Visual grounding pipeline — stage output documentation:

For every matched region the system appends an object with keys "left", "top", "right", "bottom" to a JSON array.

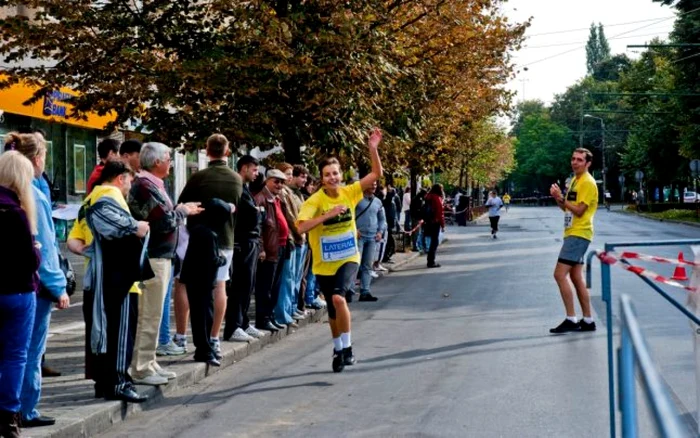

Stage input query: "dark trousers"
[
  {"left": 382, "top": 231, "right": 395, "bottom": 262},
  {"left": 224, "top": 240, "right": 260, "bottom": 339},
  {"left": 489, "top": 216, "right": 500, "bottom": 234},
  {"left": 425, "top": 223, "right": 441, "bottom": 266},
  {"left": 255, "top": 246, "right": 285, "bottom": 327},
  {"left": 85, "top": 290, "right": 138, "bottom": 387},
  {"left": 93, "top": 286, "right": 136, "bottom": 394},
  {"left": 187, "top": 281, "right": 215, "bottom": 361}
]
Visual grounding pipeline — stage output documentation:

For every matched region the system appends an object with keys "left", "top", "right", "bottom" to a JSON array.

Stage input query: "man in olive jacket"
[{"left": 177, "top": 134, "right": 242, "bottom": 356}]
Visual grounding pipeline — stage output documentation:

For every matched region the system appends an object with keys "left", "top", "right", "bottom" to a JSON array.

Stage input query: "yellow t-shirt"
[
  {"left": 563, "top": 172, "right": 598, "bottom": 241},
  {"left": 68, "top": 185, "right": 141, "bottom": 294},
  {"left": 297, "top": 182, "right": 363, "bottom": 276},
  {"left": 503, "top": 194, "right": 511, "bottom": 204}
]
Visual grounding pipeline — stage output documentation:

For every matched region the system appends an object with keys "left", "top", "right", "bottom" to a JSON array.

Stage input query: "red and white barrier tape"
[
  {"left": 596, "top": 251, "right": 697, "bottom": 292},
  {"left": 610, "top": 251, "right": 700, "bottom": 267}
]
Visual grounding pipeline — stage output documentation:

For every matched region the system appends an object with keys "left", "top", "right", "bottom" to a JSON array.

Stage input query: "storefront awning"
[{"left": 0, "top": 74, "right": 115, "bottom": 130}]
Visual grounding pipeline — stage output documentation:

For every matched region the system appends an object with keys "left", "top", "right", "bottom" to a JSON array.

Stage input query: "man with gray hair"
[{"left": 127, "top": 142, "right": 202, "bottom": 385}]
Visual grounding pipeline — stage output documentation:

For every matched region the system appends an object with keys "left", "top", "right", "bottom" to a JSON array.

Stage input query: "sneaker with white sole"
[
  {"left": 245, "top": 326, "right": 264, "bottom": 338},
  {"left": 210, "top": 338, "right": 222, "bottom": 360},
  {"left": 152, "top": 363, "right": 177, "bottom": 380},
  {"left": 313, "top": 298, "right": 327, "bottom": 309},
  {"left": 230, "top": 328, "right": 254, "bottom": 342},
  {"left": 370, "top": 271, "right": 379, "bottom": 278},
  {"left": 375, "top": 264, "right": 389, "bottom": 272},
  {"left": 173, "top": 335, "right": 188, "bottom": 353},
  {"left": 156, "top": 340, "right": 186, "bottom": 356},
  {"left": 133, "top": 374, "right": 168, "bottom": 386}
]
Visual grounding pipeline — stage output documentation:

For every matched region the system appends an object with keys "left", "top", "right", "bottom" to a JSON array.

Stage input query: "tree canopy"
[{"left": 0, "top": 0, "right": 527, "bottom": 179}]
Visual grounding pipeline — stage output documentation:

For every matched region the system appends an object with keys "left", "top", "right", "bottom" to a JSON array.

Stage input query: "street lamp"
[{"left": 583, "top": 114, "right": 606, "bottom": 204}]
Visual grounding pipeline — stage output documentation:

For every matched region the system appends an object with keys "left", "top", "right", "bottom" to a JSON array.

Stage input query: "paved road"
[{"left": 94, "top": 206, "right": 699, "bottom": 437}]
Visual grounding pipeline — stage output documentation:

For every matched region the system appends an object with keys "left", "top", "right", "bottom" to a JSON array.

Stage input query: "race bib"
[
  {"left": 321, "top": 231, "right": 357, "bottom": 262},
  {"left": 564, "top": 212, "right": 573, "bottom": 229}
]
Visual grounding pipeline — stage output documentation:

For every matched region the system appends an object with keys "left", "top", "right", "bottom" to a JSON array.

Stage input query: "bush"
[{"left": 648, "top": 209, "right": 700, "bottom": 221}]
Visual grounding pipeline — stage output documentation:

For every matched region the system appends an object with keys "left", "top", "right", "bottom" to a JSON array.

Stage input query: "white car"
[{"left": 683, "top": 191, "right": 699, "bottom": 203}]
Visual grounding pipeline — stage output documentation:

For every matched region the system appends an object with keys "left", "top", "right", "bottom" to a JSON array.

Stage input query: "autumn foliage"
[{"left": 0, "top": 0, "right": 527, "bottom": 180}]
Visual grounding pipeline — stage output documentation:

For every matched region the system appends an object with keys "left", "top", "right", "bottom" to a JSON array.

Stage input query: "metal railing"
[
  {"left": 618, "top": 294, "right": 688, "bottom": 437},
  {"left": 586, "top": 239, "right": 700, "bottom": 437}
]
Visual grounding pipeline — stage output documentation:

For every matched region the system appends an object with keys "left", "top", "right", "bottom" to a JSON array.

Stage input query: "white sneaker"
[
  {"left": 245, "top": 326, "right": 264, "bottom": 338},
  {"left": 313, "top": 298, "right": 327, "bottom": 309},
  {"left": 230, "top": 328, "right": 254, "bottom": 342},
  {"left": 156, "top": 340, "right": 186, "bottom": 356},
  {"left": 153, "top": 363, "right": 177, "bottom": 380},
  {"left": 293, "top": 311, "right": 306, "bottom": 320},
  {"left": 133, "top": 374, "right": 168, "bottom": 386},
  {"left": 370, "top": 271, "right": 379, "bottom": 278},
  {"left": 375, "top": 264, "right": 389, "bottom": 272}
]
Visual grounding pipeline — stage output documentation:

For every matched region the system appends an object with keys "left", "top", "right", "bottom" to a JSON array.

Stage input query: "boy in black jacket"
[{"left": 179, "top": 199, "right": 231, "bottom": 366}]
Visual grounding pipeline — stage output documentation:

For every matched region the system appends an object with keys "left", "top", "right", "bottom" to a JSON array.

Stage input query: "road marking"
[{"left": 47, "top": 321, "right": 85, "bottom": 338}]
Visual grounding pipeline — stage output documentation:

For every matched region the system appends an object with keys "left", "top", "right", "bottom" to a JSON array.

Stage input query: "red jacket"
[{"left": 424, "top": 193, "right": 445, "bottom": 228}]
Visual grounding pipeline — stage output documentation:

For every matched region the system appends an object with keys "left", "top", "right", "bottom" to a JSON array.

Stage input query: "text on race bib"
[{"left": 320, "top": 231, "right": 357, "bottom": 262}]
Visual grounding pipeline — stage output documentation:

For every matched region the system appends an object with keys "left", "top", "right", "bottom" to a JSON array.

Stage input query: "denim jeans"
[
  {"left": 291, "top": 244, "right": 307, "bottom": 310},
  {"left": 274, "top": 245, "right": 297, "bottom": 324},
  {"left": 357, "top": 235, "right": 377, "bottom": 294},
  {"left": 304, "top": 269, "right": 317, "bottom": 305},
  {"left": 20, "top": 296, "right": 52, "bottom": 421},
  {"left": 158, "top": 264, "right": 175, "bottom": 347},
  {"left": 0, "top": 292, "right": 36, "bottom": 413}
]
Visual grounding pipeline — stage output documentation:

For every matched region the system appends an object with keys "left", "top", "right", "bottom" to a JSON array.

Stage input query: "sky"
[{"left": 503, "top": 0, "right": 676, "bottom": 105}]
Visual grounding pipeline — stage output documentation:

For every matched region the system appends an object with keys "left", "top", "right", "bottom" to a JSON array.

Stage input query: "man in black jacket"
[{"left": 224, "top": 156, "right": 264, "bottom": 342}]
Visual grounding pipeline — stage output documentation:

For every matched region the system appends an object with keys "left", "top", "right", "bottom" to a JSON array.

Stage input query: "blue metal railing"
[
  {"left": 619, "top": 294, "right": 688, "bottom": 437},
  {"left": 586, "top": 239, "right": 700, "bottom": 438}
]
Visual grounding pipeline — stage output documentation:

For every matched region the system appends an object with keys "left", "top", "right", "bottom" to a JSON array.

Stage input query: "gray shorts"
[{"left": 558, "top": 236, "right": 590, "bottom": 266}]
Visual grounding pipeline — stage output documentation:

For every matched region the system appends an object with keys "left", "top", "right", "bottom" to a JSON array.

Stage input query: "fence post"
[
  {"left": 603, "top": 243, "right": 616, "bottom": 438},
  {"left": 619, "top": 320, "right": 638, "bottom": 438}
]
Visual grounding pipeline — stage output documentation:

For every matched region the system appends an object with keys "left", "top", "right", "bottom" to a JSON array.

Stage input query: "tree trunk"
[{"left": 281, "top": 125, "right": 302, "bottom": 164}]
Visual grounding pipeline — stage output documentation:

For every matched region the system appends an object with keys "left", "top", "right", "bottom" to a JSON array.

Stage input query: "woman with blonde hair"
[
  {"left": 5, "top": 131, "right": 69, "bottom": 429},
  {"left": 0, "top": 151, "right": 41, "bottom": 438}
]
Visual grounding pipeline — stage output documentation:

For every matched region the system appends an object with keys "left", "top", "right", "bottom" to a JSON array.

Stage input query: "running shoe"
[
  {"left": 332, "top": 349, "right": 345, "bottom": 373},
  {"left": 549, "top": 319, "right": 579, "bottom": 334},
  {"left": 343, "top": 346, "right": 356, "bottom": 366}
]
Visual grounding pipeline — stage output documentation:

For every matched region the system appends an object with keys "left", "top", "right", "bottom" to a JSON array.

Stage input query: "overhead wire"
[
  {"left": 521, "top": 6, "right": 700, "bottom": 68},
  {"left": 525, "top": 17, "right": 676, "bottom": 38}
]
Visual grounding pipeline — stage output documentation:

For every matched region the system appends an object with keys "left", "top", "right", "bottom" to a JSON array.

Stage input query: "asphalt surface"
[{"left": 87, "top": 206, "right": 700, "bottom": 438}]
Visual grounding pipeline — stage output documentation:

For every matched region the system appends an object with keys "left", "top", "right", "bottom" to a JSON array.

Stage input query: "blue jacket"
[
  {"left": 33, "top": 178, "right": 66, "bottom": 299},
  {"left": 355, "top": 195, "right": 386, "bottom": 236}
]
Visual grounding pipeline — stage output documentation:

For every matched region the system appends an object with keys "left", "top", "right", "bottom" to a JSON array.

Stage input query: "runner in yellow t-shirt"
[
  {"left": 297, "top": 127, "right": 383, "bottom": 373},
  {"left": 548, "top": 148, "right": 598, "bottom": 334}
]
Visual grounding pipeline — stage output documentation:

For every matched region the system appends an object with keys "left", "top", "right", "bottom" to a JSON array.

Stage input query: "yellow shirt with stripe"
[
  {"left": 564, "top": 172, "right": 598, "bottom": 241},
  {"left": 297, "top": 182, "right": 363, "bottom": 276}
]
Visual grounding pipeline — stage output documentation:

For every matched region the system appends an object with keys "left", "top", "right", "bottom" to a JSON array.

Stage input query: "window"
[
  {"left": 44, "top": 140, "right": 54, "bottom": 181},
  {"left": 74, "top": 144, "right": 86, "bottom": 193}
]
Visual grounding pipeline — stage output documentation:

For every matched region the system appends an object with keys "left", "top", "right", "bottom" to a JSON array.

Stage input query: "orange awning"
[{"left": 0, "top": 74, "right": 115, "bottom": 130}]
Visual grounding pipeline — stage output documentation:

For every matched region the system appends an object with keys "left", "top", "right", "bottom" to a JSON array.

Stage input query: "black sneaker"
[
  {"left": 549, "top": 319, "right": 579, "bottom": 334},
  {"left": 332, "top": 349, "right": 345, "bottom": 373},
  {"left": 579, "top": 319, "right": 597, "bottom": 332},
  {"left": 343, "top": 346, "right": 356, "bottom": 366},
  {"left": 358, "top": 293, "right": 378, "bottom": 302}
]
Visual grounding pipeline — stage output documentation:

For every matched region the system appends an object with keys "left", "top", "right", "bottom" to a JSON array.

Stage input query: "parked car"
[{"left": 683, "top": 191, "right": 699, "bottom": 203}]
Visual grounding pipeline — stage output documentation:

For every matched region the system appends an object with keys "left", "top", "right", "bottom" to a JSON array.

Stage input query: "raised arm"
[{"left": 359, "top": 128, "right": 384, "bottom": 192}]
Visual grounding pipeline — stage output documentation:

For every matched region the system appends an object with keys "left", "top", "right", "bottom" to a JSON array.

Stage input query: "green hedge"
[{"left": 636, "top": 203, "right": 699, "bottom": 213}]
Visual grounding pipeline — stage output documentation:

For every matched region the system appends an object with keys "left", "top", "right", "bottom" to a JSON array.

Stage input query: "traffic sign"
[
  {"left": 618, "top": 175, "right": 625, "bottom": 184},
  {"left": 635, "top": 170, "right": 644, "bottom": 182}
]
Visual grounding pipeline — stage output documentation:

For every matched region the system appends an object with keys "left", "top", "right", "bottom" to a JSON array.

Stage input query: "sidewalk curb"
[
  {"left": 41, "top": 309, "right": 328, "bottom": 438},
  {"left": 386, "top": 238, "right": 449, "bottom": 273},
  {"left": 613, "top": 209, "right": 700, "bottom": 228}
]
